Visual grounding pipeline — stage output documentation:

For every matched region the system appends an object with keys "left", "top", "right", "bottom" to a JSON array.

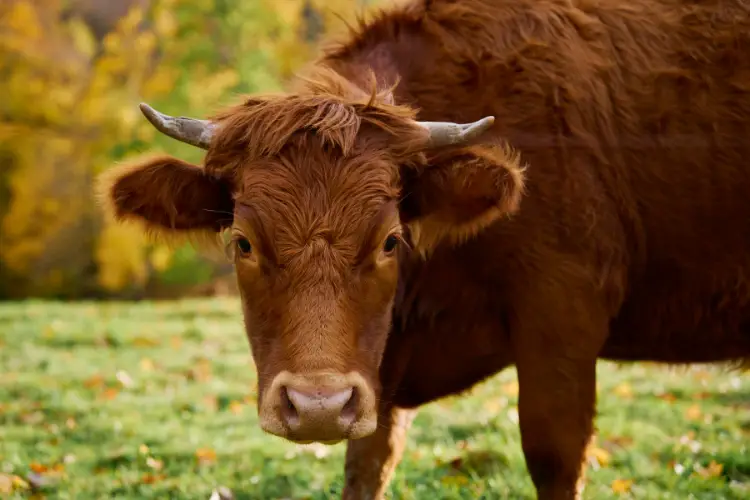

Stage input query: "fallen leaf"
[
  {"left": 501, "top": 381, "right": 519, "bottom": 396},
  {"left": 611, "top": 478, "right": 633, "bottom": 494},
  {"left": 100, "top": 388, "right": 119, "bottom": 400},
  {"left": 695, "top": 460, "right": 723, "bottom": 479},
  {"left": 0, "top": 474, "right": 14, "bottom": 494},
  {"left": 29, "top": 463, "right": 47, "bottom": 474},
  {"left": 657, "top": 392, "right": 677, "bottom": 403},
  {"left": 12, "top": 475, "right": 29, "bottom": 491},
  {"left": 140, "top": 358, "right": 155, "bottom": 371},
  {"left": 606, "top": 436, "right": 634, "bottom": 448},
  {"left": 188, "top": 358, "right": 212, "bottom": 382},
  {"left": 170, "top": 336, "right": 183, "bottom": 349},
  {"left": 686, "top": 404, "right": 702, "bottom": 421},
  {"left": 482, "top": 399, "right": 506, "bottom": 413},
  {"left": 691, "top": 368, "right": 712, "bottom": 382},
  {"left": 141, "top": 473, "right": 167, "bottom": 484},
  {"left": 229, "top": 401, "right": 243, "bottom": 415},
  {"left": 204, "top": 395, "right": 218, "bottom": 412},
  {"left": 146, "top": 457, "right": 163, "bottom": 471},
  {"left": 195, "top": 448, "right": 217, "bottom": 466},
  {"left": 65, "top": 417, "right": 77, "bottom": 430},
  {"left": 614, "top": 383, "right": 633, "bottom": 399},
  {"left": 139, "top": 444, "right": 150, "bottom": 455},
  {"left": 132, "top": 336, "right": 160, "bottom": 347},
  {"left": 116, "top": 370, "right": 134, "bottom": 388},
  {"left": 21, "top": 412, "right": 44, "bottom": 425},
  {"left": 588, "top": 446, "right": 611, "bottom": 468},
  {"left": 84, "top": 374, "right": 105, "bottom": 389}
]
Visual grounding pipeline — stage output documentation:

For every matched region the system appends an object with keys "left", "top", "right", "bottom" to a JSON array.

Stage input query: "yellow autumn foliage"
[{"left": 0, "top": 0, "right": 379, "bottom": 298}]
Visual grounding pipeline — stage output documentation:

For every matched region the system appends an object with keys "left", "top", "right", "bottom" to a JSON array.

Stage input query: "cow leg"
[
  {"left": 515, "top": 353, "right": 598, "bottom": 500},
  {"left": 511, "top": 283, "right": 608, "bottom": 500},
  {"left": 341, "top": 404, "right": 417, "bottom": 500}
]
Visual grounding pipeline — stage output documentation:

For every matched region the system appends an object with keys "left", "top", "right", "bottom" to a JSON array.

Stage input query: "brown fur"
[{"left": 97, "top": 0, "right": 750, "bottom": 498}]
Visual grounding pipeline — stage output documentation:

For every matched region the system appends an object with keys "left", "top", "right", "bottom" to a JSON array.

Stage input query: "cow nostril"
[
  {"left": 339, "top": 386, "right": 358, "bottom": 425},
  {"left": 279, "top": 386, "right": 299, "bottom": 427}
]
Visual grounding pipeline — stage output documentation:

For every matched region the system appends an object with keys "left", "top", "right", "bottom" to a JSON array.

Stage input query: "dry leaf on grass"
[
  {"left": 116, "top": 370, "right": 134, "bottom": 388},
  {"left": 657, "top": 392, "right": 677, "bottom": 403},
  {"left": 685, "top": 404, "right": 702, "bottom": 421},
  {"left": 587, "top": 446, "right": 611, "bottom": 468},
  {"left": 100, "top": 388, "right": 119, "bottom": 400},
  {"left": 614, "top": 382, "right": 633, "bottom": 399},
  {"left": 501, "top": 381, "right": 519, "bottom": 396},
  {"left": 229, "top": 401, "right": 243, "bottom": 415},
  {"left": 694, "top": 460, "right": 723, "bottom": 479},
  {"left": 611, "top": 478, "right": 633, "bottom": 494},
  {"left": 141, "top": 473, "right": 167, "bottom": 484},
  {"left": 0, "top": 474, "right": 29, "bottom": 494},
  {"left": 132, "top": 336, "right": 161, "bottom": 348},
  {"left": 187, "top": 358, "right": 212, "bottom": 382},
  {"left": 196, "top": 448, "right": 217, "bottom": 466},
  {"left": 83, "top": 374, "right": 105, "bottom": 389},
  {"left": 146, "top": 457, "right": 163, "bottom": 471},
  {"left": 204, "top": 395, "right": 219, "bottom": 412}
]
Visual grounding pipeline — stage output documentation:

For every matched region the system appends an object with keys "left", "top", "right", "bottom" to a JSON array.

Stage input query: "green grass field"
[{"left": 0, "top": 299, "right": 748, "bottom": 499}]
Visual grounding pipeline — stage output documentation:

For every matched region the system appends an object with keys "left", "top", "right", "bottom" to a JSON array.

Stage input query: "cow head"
[{"left": 97, "top": 69, "right": 525, "bottom": 443}]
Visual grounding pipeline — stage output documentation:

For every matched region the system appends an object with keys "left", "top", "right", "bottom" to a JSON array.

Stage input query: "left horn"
[
  {"left": 139, "top": 103, "right": 215, "bottom": 150},
  {"left": 416, "top": 116, "right": 495, "bottom": 148}
]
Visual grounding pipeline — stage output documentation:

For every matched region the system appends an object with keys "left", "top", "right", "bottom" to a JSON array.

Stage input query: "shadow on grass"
[
  {"left": 436, "top": 448, "right": 512, "bottom": 476},
  {"left": 414, "top": 419, "right": 516, "bottom": 447}
]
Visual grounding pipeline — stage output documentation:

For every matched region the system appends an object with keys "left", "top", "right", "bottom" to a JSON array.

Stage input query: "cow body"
[
  {"left": 99, "top": 0, "right": 750, "bottom": 498},
  {"left": 325, "top": 0, "right": 750, "bottom": 398}
]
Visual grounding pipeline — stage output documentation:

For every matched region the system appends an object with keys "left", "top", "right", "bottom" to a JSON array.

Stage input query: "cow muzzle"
[{"left": 258, "top": 371, "right": 377, "bottom": 443}]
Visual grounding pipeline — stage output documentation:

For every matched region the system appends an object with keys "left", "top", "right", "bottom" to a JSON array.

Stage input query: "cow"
[{"left": 96, "top": 0, "right": 750, "bottom": 498}]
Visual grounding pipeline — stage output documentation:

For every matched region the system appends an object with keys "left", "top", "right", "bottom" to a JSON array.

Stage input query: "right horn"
[
  {"left": 138, "top": 103, "right": 215, "bottom": 150},
  {"left": 416, "top": 116, "right": 495, "bottom": 148}
]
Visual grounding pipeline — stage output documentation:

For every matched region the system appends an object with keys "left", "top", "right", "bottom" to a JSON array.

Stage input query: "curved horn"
[
  {"left": 139, "top": 103, "right": 215, "bottom": 150},
  {"left": 416, "top": 116, "right": 495, "bottom": 148}
]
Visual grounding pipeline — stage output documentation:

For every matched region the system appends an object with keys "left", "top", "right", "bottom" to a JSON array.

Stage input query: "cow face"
[{"left": 97, "top": 72, "right": 525, "bottom": 443}]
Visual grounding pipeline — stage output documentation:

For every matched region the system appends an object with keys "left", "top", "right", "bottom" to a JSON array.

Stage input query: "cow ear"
[
  {"left": 399, "top": 144, "right": 526, "bottom": 252},
  {"left": 96, "top": 155, "right": 235, "bottom": 238}
]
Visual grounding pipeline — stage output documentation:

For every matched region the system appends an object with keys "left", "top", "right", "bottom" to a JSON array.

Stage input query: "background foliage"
[{"left": 0, "top": 0, "right": 375, "bottom": 300}]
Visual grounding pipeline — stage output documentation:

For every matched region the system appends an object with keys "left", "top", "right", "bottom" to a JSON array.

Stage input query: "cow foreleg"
[
  {"left": 341, "top": 405, "right": 417, "bottom": 500},
  {"left": 515, "top": 353, "right": 598, "bottom": 500},
  {"left": 510, "top": 284, "right": 607, "bottom": 500}
]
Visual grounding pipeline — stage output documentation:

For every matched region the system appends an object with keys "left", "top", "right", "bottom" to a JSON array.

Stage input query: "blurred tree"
[{"left": 0, "top": 0, "right": 378, "bottom": 299}]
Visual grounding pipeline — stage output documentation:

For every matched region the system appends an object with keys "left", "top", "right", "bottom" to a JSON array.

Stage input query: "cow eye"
[
  {"left": 383, "top": 234, "right": 400, "bottom": 255},
  {"left": 236, "top": 237, "right": 252, "bottom": 255}
]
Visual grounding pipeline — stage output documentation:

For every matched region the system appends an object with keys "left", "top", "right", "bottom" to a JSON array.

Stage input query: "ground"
[{"left": 0, "top": 299, "right": 748, "bottom": 499}]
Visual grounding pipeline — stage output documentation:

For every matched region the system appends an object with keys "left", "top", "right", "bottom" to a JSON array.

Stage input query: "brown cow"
[{"left": 97, "top": 0, "right": 750, "bottom": 498}]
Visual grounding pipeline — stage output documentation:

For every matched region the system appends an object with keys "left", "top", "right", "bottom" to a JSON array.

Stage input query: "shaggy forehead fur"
[
  {"left": 204, "top": 68, "right": 428, "bottom": 174},
  {"left": 203, "top": 68, "right": 425, "bottom": 268}
]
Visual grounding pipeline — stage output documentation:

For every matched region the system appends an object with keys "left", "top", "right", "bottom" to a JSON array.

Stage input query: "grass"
[{"left": 0, "top": 298, "right": 748, "bottom": 499}]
